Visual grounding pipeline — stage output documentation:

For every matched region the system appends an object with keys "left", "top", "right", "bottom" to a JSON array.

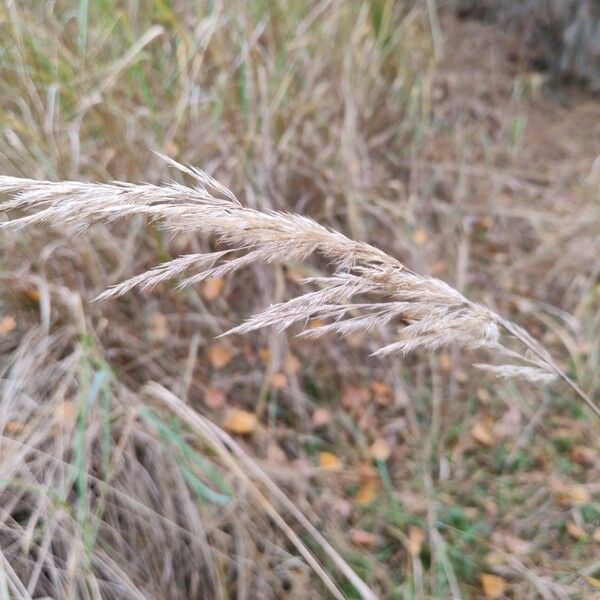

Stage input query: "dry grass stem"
[{"left": 145, "top": 382, "right": 378, "bottom": 600}]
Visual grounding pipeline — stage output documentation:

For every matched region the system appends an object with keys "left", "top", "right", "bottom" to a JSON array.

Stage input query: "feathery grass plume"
[{"left": 0, "top": 156, "right": 598, "bottom": 417}]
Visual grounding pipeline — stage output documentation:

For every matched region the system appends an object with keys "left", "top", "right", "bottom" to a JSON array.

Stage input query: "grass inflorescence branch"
[{"left": 1, "top": 156, "right": 598, "bottom": 417}]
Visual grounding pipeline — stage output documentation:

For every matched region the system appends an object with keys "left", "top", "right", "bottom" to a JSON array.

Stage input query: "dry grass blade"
[
  {"left": 144, "top": 383, "right": 378, "bottom": 600},
  {"left": 0, "top": 323, "right": 225, "bottom": 599},
  {"left": 1, "top": 158, "right": 598, "bottom": 418},
  {"left": 4, "top": 316, "right": 369, "bottom": 598}
]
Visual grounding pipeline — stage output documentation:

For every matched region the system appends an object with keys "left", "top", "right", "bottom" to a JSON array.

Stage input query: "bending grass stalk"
[
  {"left": 498, "top": 317, "right": 600, "bottom": 419},
  {"left": 144, "top": 383, "right": 378, "bottom": 600},
  {"left": 0, "top": 157, "right": 598, "bottom": 415}
]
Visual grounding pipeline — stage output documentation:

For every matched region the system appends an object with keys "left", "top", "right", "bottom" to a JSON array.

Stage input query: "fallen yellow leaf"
[
  {"left": 319, "top": 451, "right": 341, "bottom": 471},
  {"left": 149, "top": 312, "right": 168, "bottom": 342},
  {"left": 269, "top": 372, "right": 288, "bottom": 390},
  {"left": 355, "top": 480, "right": 378, "bottom": 506},
  {"left": 202, "top": 277, "right": 225, "bottom": 301},
  {"left": 413, "top": 229, "right": 428, "bottom": 245},
  {"left": 480, "top": 573, "right": 506, "bottom": 599},
  {"left": 369, "top": 438, "right": 392, "bottom": 461},
  {"left": 284, "top": 353, "right": 301, "bottom": 374},
  {"left": 371, "top": 381, "right": 392, "bottom": 400},
  {"left": 477, "top": 387, "right": 492, "bottom": 403},
  {"left": 258, "top": 347, "right": 271, "bottom": 365},
  {"left": 350, "top": 529, "right": 377, "bottom": 547},
  {"left": 23, "top": 288, "right": 40, "bottom": 303},
  {"left": 479, "top": 216, "right": 493, "bottom": 230},
  {"left": 0, "top": 315, "right": 16, "bottom": 336},
  {"left": 571, "top": 446, "right": 598, "bottom": 466},
  {"left": 439, "top": 352, "right": 451, "bottom": 371},
  {"left": 566, "top": 521, "right": 586, "bottom": 540},
  {"left": 222, "top": 408, "right": 257, "bottom": 435},
  {"left": 407, "top": 526, "right": 424, "bottom": 557},
  {"left": 550, "top": 479, "right": 591, "bottom": 505},
  {"left": 207, "top": 343, "right": 234, "bottom": 369},
  {"left": 471, "top": 421, "right": 495, "bottom": 447}
]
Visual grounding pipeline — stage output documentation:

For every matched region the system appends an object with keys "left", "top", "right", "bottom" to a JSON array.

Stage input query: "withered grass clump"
[
  {"left": 0, "top": 320, "right": 373, "bottom": 600},
  {"left": 1, "top": 157, "right": 597, "bottom": 418}
]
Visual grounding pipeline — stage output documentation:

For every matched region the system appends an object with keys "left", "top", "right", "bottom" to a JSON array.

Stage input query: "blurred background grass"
[{"left": 0, "top": 1, "right": 599, "bottom": 598}]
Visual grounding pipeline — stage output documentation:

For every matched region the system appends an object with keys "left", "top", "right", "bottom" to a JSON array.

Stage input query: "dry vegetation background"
[{"left": 0, "top": 1, "right": 599, "bottom": 598}]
